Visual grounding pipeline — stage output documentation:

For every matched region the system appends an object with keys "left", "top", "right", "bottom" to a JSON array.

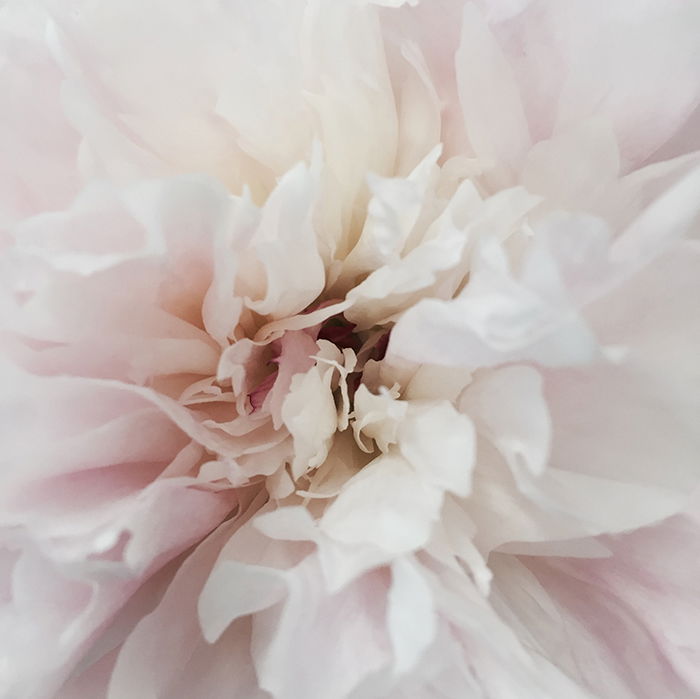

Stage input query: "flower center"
[{"left": 246, "top": 312, "right": 392, "bottom": 415}]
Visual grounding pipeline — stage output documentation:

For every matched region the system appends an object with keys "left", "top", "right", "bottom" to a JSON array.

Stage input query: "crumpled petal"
[{"left": 389, "top": 230, "right": 600, "bottom": 369}]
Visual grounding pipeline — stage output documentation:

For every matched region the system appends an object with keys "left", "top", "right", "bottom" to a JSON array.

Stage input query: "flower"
[{"left": 1, "top": 0, "right": 700, "bottom": 697}]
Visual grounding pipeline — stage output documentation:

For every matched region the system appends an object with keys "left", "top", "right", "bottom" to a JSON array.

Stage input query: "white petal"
[
  {"left": 198, "top": 561, "right": 286, "bottom": 643},
  {"left": 321, "top": 452, "right": 442, "bottom": 554},
  {"left": 460, "top": 365, "right": 550, "bottom": 477},
  {"left": 398, "top": 401, "right": 475, "bottom": 496},
  {"left": 390, "top": 236, "right": 600, "bottom": 369},
  {"left": 282, "top": 363, "right": 338, "bottom": 480},
  {"left": 387, "top": 557, "right": 436, "bottom": 675},
  {"left": 340, "top": 146, "right": 441, "bottom": 282},
  {"left": 351, "top": 384, "right": 407, "bottom": 453},
  {"left": 244, "top": 160, "right": 326, "bottom": 319}
]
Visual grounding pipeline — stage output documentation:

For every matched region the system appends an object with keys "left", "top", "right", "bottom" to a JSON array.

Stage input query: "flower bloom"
[{"left": 1, "top": 0, "right": 700, "bottom": 697}]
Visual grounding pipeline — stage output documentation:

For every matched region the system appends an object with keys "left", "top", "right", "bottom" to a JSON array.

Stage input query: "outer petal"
[
  {"left": 107, "top": 521, "right": 267, "bottom": 699},
  {"left": 491, "top": 513, "right": 700, "bottom": 699}
]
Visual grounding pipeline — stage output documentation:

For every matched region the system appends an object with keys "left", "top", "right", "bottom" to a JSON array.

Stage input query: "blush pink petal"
[
  {"left": 0, "top": 0, "right": 698, "bottom": 696},
  {"left": 491, "top": 510, "right": 700, "bottom": 699},
  {"left": 106, "top": 521, "right": 267, "bottom": 699}
]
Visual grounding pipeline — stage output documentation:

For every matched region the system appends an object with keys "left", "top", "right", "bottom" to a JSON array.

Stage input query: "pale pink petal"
[{"left": 456, "top": 3, "right": 531, "bottom": 184}]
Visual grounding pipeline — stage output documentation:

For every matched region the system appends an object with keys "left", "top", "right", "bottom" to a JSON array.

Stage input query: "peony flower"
[{"left": 1, "top": 0, "right": 699, "bottom": 697}]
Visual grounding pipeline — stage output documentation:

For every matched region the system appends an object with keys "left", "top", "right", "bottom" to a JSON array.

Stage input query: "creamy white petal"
[
  {"left": 398, "top": 401, "right": 475, "bottom": 496},
  {"left": 321, "top": 452, "right": 442, "bottom": 554},
  {"left": 460, "top": 365, "right": 550, "bottom": 478},
  {"left": 387, "top": 557, "right": 436, "bottom": 675}
]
